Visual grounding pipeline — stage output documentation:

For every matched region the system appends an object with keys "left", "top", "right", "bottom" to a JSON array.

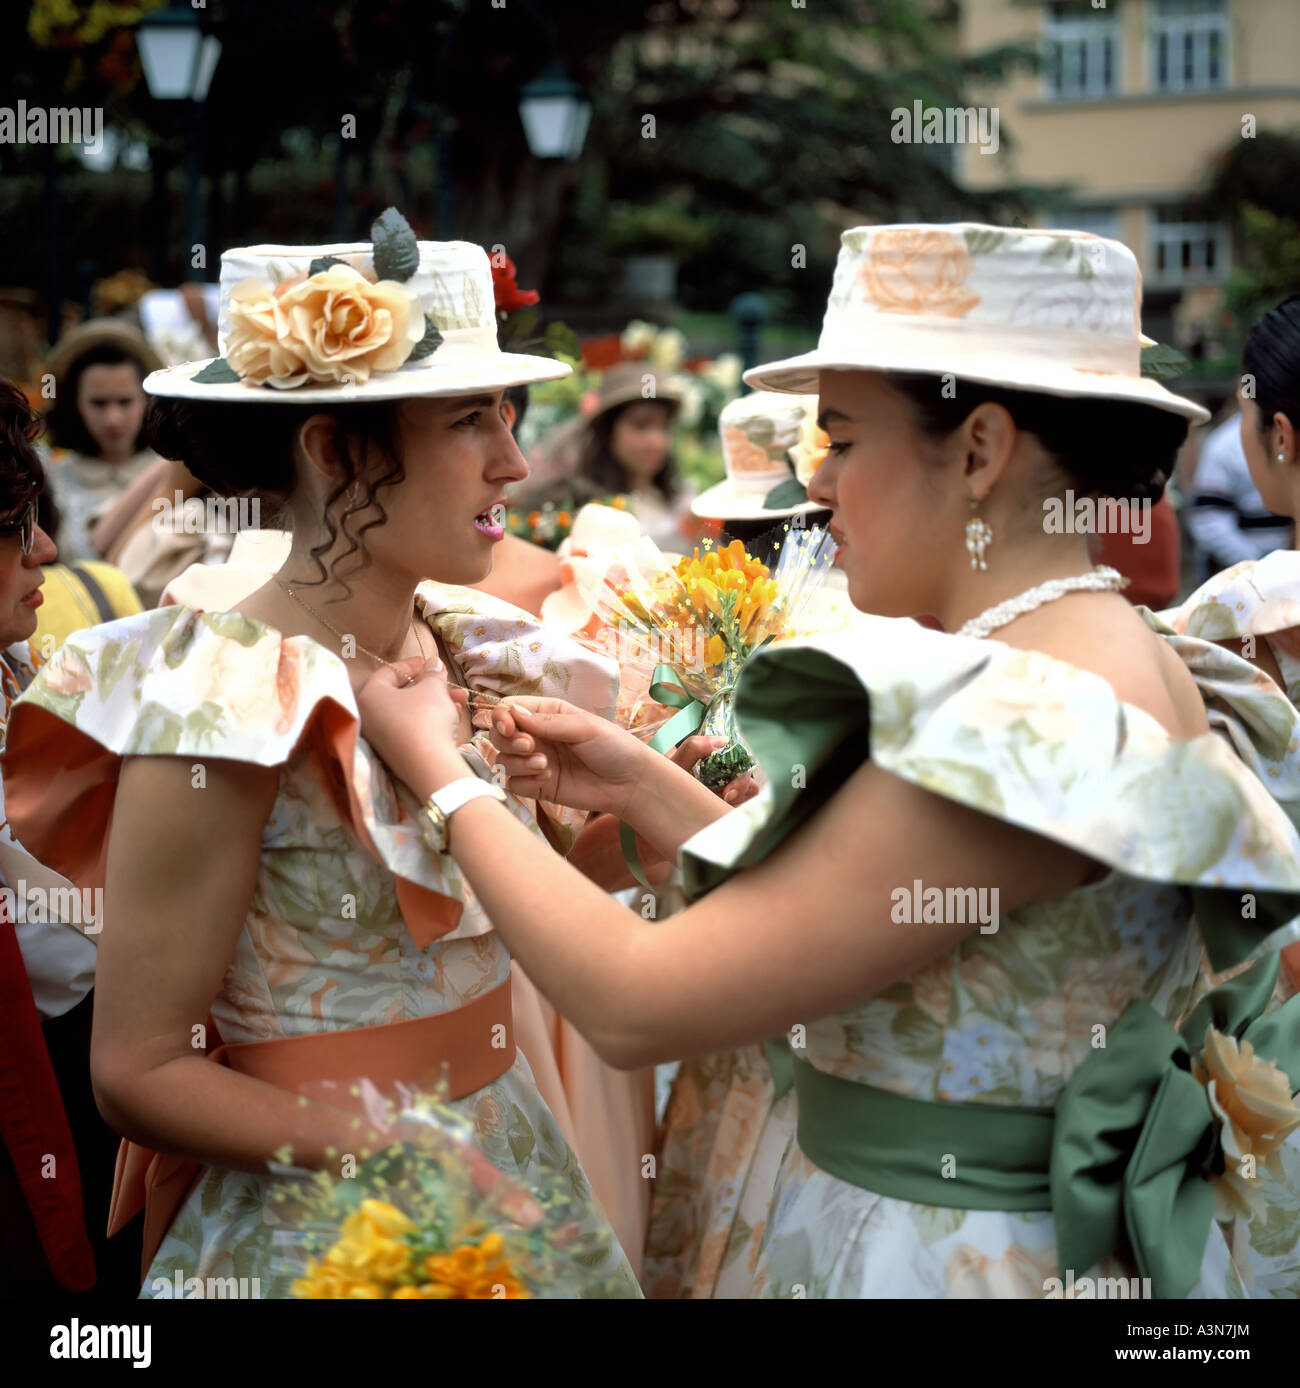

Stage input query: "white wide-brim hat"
[
  {"left": 692, "top": 391, "right": 825, "bottom": 521},
  {"left": 144, "top": 224, "right": 570, "bottom": 403},
  {"left": 744, "top": 223, "right": 1209, "bottom": 425}
]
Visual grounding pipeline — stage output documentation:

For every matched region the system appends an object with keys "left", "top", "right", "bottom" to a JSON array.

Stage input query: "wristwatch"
[{"left": 418, "top": 776, "right": 508, "bottom": 855}]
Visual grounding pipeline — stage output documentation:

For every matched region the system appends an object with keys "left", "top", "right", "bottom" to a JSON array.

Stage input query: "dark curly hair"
[
  {"left": 885, "top": 373, "right": 1188, "bottom": 503},
  {"left": 0, "top": 378, "right": 46, "bottom": 521},
  {"left": 576, "top": 399, "right": 682, "bottom": 502},
  {"left": 1243, "top": 295, "right": 1300, "bottom": 441},
  {"left": 44, "top": 341, "right": 149, "bottom": 457},
  {"left": 143, "top": 396, "right": 405, "bottom": 591}
]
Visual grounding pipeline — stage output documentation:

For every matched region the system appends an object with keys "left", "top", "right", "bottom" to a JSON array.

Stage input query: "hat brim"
[
  {"left": 143, "top": 351, "right": 571, "bottom": 403},
  {"left": 46, "top": 321, "right": 164, "bottom": 381},
  {"left": 691, "top": 478, "right": 825, "bottom": 522},
  {"left": 743, "top": 350, "right": 1210, "bottom": 424},
  {"left": 592, "top": 386, "right": 683, "bottom": 421}
]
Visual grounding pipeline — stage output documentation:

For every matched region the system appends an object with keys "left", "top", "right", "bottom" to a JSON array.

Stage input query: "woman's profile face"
[
  {"left": 0, "top": 504, "right": 55, "bottom": 649},
  {"left": 75, "top": 362, "right": 147, "bottom": 463},
  {"left": 1238, "top": 390, "right": 1294, "bottom": 518},
  {"left": 609, "top": 401, "right": 673, "bottom": 484},
  {"left": 360, "top": 390, "right": 529, "bottom": 588},
  {"left": 807, "top": 369, "right": 955, "bottom": 618}
]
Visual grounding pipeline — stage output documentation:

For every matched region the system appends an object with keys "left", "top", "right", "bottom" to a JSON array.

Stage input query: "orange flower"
[{"left": 423, "top": 1233, "right": 530, "bottom": 1299}]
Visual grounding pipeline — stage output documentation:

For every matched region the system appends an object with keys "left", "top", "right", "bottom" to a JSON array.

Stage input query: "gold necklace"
[{"left": 275, "top": 576, "right": 429, "bottom": 683}]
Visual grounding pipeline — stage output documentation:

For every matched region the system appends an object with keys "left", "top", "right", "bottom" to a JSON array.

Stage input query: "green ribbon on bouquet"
[
  {"left": 791, "top": 955, "right": 1300, "bottom": 1299},
  {"left": 646, "top": 663, "right": 707, "bottom": 755}
]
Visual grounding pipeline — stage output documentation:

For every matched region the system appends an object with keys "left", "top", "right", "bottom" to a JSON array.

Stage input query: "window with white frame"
[
  {"left": 1042, "top": 3, "right": 1121, "bottom": 100},
  {"left": 1150, "top": 206, "right": 1228, "bottom": 285},
  {"left": 1151, "top": 0, "right": 1228, "bottom": 93},
  {"left": 1055, "top": 208, "right": 1121, "bottom": 241}
]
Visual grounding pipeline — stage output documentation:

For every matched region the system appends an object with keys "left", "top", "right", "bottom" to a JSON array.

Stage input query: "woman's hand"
[
  {"left": 480, "top": 698, "right": 762, "bottom": 815},
  {"left": 474, "top": 697, "right": 680, "bottom": 818},
  {"left": 357, "top": 655, "right": 468, "bottom": 789},
  {"left": 665, "top": 740, "right": 761, "bottom": 808}
]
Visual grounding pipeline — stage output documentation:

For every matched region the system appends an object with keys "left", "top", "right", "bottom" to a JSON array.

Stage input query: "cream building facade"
[{"left": 956, "top": 0, "right": 1300, "bottom": 341}]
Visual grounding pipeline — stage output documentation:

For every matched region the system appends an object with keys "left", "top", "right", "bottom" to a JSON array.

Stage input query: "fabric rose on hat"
[
  {"left": 859, "top": 227, "right": 980, "bottom": 319},
  {"left": 226, "top": 264, "right": 423, "bottom": 389},
  {"left": 1193, "top": 1026, "right": 1300, "bottom": 1223}
]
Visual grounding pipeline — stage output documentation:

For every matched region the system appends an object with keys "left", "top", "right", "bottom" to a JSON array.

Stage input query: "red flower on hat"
[{"left": 491, "top": 253, "right": 540, "bottom": 314}]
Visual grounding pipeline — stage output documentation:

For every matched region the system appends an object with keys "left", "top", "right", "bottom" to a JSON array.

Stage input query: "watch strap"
[{"left": 430, "top": 776, "right": 507, "bottom": 818}]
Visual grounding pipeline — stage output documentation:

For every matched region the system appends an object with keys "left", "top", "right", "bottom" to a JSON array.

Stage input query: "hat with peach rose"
[
  {"left": 744, "top": 223, "right": 1209, "bottom": 424},
  {"left": 141, "top": 209, "right": 571, "bottom": 404},
  {"left": 691, "top": 390, "right": 827, "bottom": 521}
]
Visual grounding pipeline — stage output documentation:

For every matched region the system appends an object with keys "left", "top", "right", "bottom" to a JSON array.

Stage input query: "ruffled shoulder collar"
[
  {"left": 681, "top": 617, "right": 1300, "bottom": 972},
  {"left": 1157, "top": 551, "right": 1300, "bottom": 704},
  {"left": 1, "top": 604, "right": 566, "bottom": 949},
  {"left": 414, "top": 579, "right": 618, "bottom": 717}
]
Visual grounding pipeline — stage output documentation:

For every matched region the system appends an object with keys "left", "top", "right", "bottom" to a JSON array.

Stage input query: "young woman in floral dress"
[{"left": 358, "top": 226, "right": 1300, "bottom": 1297}]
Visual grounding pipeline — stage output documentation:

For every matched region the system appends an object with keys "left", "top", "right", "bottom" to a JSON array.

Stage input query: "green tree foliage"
[{"left": 1203, "top": 129, "right": 1300, "bottom": 331}]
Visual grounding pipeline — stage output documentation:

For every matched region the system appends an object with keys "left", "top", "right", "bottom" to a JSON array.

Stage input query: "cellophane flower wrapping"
[
  {"left": 265, "top": 1077, "right": 629, "bottom": 1299},
  {"left": 575, "top": 526, "right": 836, "bottom": 789}
]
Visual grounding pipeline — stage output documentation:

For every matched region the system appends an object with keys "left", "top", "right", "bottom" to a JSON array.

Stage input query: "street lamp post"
[
  {"left": 136, "top": 1, "right": 221, "bottom": 283},
  {"left": 518, "top": 62, "right": 591, "bottom": 161},
  {"left": 730, "top": 292, "right": 769, "bottom": 385}
]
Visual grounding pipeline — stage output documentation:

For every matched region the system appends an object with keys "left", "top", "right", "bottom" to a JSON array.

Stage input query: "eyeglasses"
[{"left": 0, "top": 500, "right": 36, "bottom": 556}]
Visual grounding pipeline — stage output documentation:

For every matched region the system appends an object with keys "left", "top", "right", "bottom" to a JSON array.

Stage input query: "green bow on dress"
[
  {"left": 789, "top": 955, "right": 1300, "bottom": 1298},
  {"left": 1053, "top": 955, "right": 1300, "bottom": 1298}
]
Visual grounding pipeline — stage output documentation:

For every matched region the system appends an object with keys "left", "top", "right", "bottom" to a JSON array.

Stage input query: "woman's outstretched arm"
[{"left": 366, "top": 664, "right": 1096, "bottom": 1071}]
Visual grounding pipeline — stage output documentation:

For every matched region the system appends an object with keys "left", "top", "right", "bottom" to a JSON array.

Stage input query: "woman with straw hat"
[
  {"left": 563, "top": 362, "right": 695, "bottom": 552},
  {"left": 41, "top": 321, "right": 164, "bottom": 565},
  {"left": 2, "top": 220, "right": 640, "bottom": 1297},
  {"left": 357, "top": 223, "right": 1300, "bottom": 1297}
]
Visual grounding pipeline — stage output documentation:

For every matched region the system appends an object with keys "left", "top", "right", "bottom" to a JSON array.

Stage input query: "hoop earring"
[{"left": 965, "top": 499, "right": 993, "bottom": 571}]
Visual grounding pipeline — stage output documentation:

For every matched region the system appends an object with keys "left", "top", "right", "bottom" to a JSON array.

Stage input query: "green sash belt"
[{"left": 790, "top": 956, "right": 1300, "bottom": 1299}]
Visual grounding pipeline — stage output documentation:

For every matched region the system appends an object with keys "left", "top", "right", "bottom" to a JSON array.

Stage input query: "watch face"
[{"left": 421, "top": 804, "right": 448, "bottom": 855}]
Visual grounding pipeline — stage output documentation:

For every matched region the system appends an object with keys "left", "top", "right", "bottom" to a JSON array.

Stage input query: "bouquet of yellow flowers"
[
  {"left": 577, "top": 525, "right": 835, "bottom": 789},
  {"left": 269, "top": 1085, "right": 629, "bottom": 1300}
]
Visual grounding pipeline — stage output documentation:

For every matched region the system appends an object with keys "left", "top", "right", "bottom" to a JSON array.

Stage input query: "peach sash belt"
[{"left": 108, "top": 976, "right": 515, "bottom": 1282}]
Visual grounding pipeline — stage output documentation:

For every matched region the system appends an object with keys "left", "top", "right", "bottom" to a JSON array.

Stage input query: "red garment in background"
[
  {"left": 0, "top": 892, "right": 96, "bottom": 1290},
  {"left": 1090, "top": 496, "right": 1181, "bottom": 609}
]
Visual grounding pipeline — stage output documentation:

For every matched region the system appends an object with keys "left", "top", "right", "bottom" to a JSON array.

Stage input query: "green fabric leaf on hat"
[
  {"left": 406, "top": 315, "right": 443, "bottom": 363},
  {"left": 371, "top": 207, "right": 420, "bottom": 283},
  {"left": 500, "top": 309, "right": 538, "bottom": 344},
  {"left": 763, "top": 478, "right": 808, "bottom": 509},
  {"left": 308, "top": 255, "right": 347, "bottom": 276},
  {"left": 191, "top": 357, "right": 241, "bottom": 384},
  {"left": 1040, "top": 235, "right": 1076, "bottom": 266},
  {"left": 965, "top": 228, "right": 1011, "bottom": 256},
  {"left": 1140, "top": 342, "right": 1191, "bottom": 381}
]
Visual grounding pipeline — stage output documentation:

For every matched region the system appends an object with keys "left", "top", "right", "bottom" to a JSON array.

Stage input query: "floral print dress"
[
  {"left": 1, "top": 582, "right": 641, "bottom": 1299},
  {"left": 666, "top": 613, "right": 1300, "bottom": 1298}
]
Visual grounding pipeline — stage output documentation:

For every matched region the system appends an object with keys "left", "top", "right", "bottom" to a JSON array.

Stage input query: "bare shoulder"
[{"left": 1004, "top": 594, "right": 1209, "bottom": 740}]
